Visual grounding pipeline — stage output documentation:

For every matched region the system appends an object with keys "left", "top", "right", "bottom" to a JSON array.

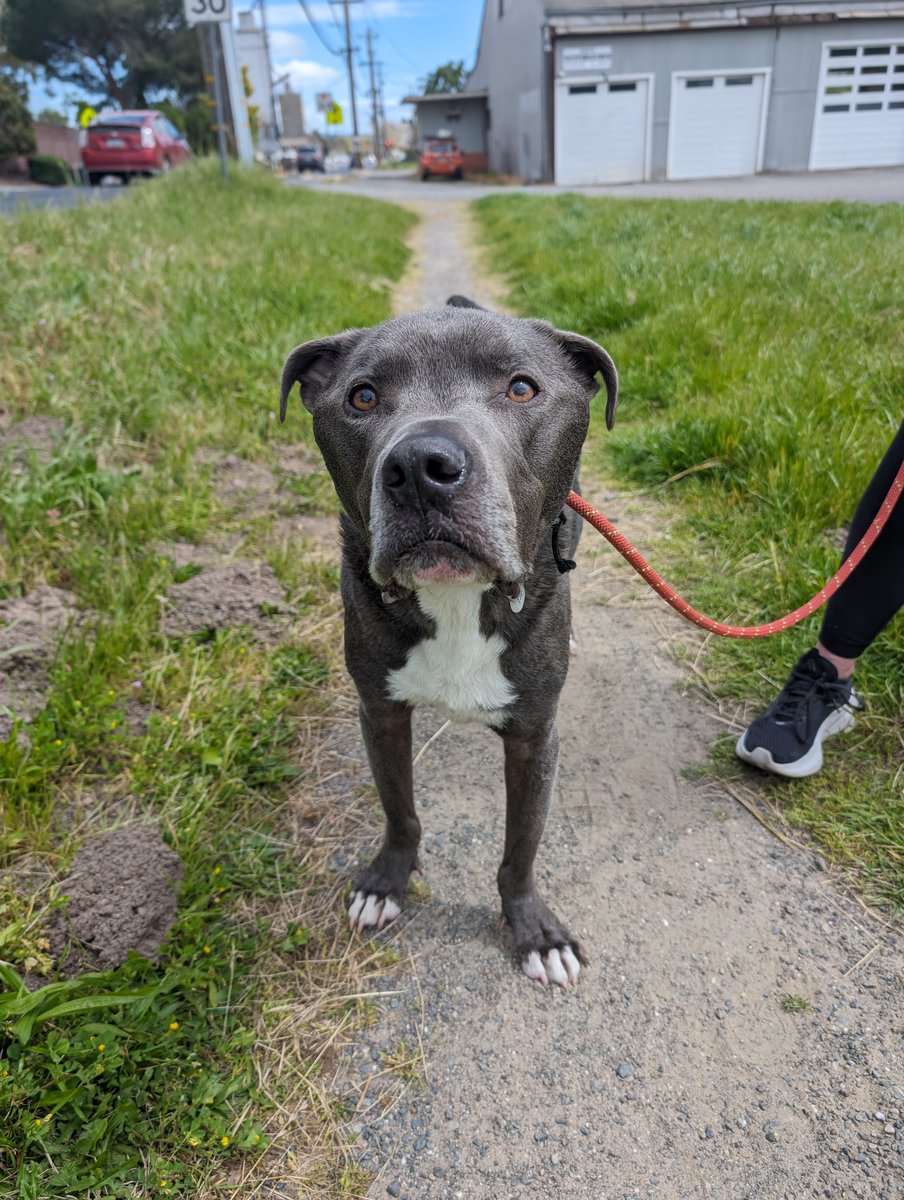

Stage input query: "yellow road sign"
[
  {"left": 79, "top": 106, "right": 97, "bottom": 128},
  {"left": 325, "top": 102, "right": 343, "bottom": 126}
]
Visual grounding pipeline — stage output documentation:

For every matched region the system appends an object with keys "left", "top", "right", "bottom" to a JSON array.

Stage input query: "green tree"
[
  {"left": 36, "top": 106, "right": 69, "bottom": 125},
  {"left": 0, "top": 70, "right": 36, "bottom": 159},
  {"left": 422, "top": 60, "right": 466, "bottom": 95},
  {"left": 0, "top": 0, "right": 202, "bottom": 109}
]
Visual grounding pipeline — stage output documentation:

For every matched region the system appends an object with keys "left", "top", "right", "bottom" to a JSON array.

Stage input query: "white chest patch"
[{"left": 386, "top": 582, "right": 516, "bottom": 724}]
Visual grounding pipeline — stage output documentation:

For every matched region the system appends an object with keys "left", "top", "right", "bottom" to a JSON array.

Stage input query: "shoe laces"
[{"left": 772, "top": 664, "right": 850, "bottom": 736}]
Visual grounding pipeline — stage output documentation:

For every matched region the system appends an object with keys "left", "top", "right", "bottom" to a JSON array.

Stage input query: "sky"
[{"left": 28, "top": 0, "right": 487, "bottom": 137}]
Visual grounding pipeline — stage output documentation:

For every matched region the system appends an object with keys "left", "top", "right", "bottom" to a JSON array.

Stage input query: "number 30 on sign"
[{"left": 184, "top": 0, "right": 232, "bottom": 24}]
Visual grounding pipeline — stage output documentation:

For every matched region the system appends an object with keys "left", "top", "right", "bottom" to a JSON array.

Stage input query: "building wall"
[
  {"left": 415, "top": 99, "right": 488, "bottom": 166},
  {"left": 468, "top": 0, "right": 547, "bottom": 177},
  {"left": 235, "top": 12, "right": 276, "bottom": 143},
  {"left": 552, "top": 17, "right": 904, "bottom": 179}
]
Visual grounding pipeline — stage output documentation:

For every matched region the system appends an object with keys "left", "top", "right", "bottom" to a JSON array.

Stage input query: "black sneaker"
[{"left": 735, "top": 649, "right": 863, "bottom": 778}]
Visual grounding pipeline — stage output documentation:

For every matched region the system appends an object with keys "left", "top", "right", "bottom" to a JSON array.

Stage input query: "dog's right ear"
[{"left": 280, "top": 330, "right": 363, "bottom": 421}]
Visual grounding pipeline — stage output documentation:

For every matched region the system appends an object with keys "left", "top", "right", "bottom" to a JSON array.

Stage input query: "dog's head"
[{"left": 280, "top": 302, "right": 616, "bottom": 591}]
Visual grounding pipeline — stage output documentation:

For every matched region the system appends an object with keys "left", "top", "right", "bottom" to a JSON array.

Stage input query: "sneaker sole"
[{"left": 735, "top": 704, "right": 857, "bottom": 779}]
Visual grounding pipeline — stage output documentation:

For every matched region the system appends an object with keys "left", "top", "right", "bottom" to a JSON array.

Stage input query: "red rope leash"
[{"left": 566, "top": 459, "right": 904, "bottom": 639}]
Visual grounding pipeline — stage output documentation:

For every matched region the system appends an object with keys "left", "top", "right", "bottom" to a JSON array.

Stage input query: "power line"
[
  {"left": 362, "top": 0, "right": 422, "bottom": 74},
  {"left": 294, "top": 0, "right": 343, "bottom": 56}
]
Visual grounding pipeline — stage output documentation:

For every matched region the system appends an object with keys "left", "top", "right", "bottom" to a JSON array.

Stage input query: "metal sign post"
[{"left": 184, "top": 0, "right": 239, "bottom": 179}]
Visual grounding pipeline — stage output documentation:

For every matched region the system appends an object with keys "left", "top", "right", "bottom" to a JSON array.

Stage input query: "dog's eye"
[
  {"left": 349, "top": 385, "right": 379, "bottom": 413},
  {"left": 506, "top": 377, "right": 538, "bottom": 403}
]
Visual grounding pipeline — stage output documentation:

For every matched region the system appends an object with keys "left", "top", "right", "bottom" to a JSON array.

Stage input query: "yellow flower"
[
  {"left": 54, "top": 739, "right": 62, "bottom": 746},
  {"left": 97, "top": 1043, "right": 105, "bottom": 1052},
  {"left": 212, "top": 865, "right": 221, "bottom": 876},
  {"left": 107, "top": 690, "right": 115, "bottom": 698},
  {"left": 168, "top": 1021, "right": 179, "bottom": 1031},
  {"left": 34, "top": 1118, "right": 43, "bottom": 1127},
  {"left": 188, "top": 1136, "right": 199, "bottom": 1147},
  {"left": 203, "top": 945, "right": 211, "bottom": 955},
  {"left": 220, "top": 1135, "right": 230, "bottom": 1146},
  {"left": 253, "top": 1134, "right": 261, "bottom": 1143},
  {"left": 110, "top": 721, "right": 117, "bottom": 730},
  {"left": 2, "top": 1069, "right": 8, "bottom": 1077}
]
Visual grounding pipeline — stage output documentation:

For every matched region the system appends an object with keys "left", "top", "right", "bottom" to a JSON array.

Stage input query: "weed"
[
  {"left": 0, "top": 163, "right": 415, "bottom": 1195},
  {"left": 476, "top": 193, "right": 903, "bottom": 912},
  {"left": 779, "top": 994, "right": 812, "bottom": 1014}
]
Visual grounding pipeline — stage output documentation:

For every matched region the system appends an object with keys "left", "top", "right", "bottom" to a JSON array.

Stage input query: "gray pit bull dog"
[{"left": 280, "top": 297, "right": 617, "bottom": 987}]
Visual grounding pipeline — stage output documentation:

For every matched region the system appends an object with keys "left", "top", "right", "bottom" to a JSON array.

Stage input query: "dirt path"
[{"left": 334, "top": 201, "right": 903, "bottom": 1200}]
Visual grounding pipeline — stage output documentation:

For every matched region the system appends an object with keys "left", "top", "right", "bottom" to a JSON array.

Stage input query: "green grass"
[
  {"left": 0, "top": 162, "right": 415, "bottom": 1197},
  {"left": 475, "top": 192, "right": 903, "bottom": 911}
]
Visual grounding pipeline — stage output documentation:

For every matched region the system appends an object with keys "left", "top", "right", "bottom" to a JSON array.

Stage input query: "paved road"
[
  {"left": 0, "top": 184, "right": 124, "bottom": 217},
  {"left": 287, "top": 164, "right": 904, "bottom": 205}
]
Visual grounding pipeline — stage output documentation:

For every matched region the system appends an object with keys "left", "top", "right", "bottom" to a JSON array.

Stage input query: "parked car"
[
  {"left": 296, "top": 143, "right": 325, "bottom": 173},
  {"left": 80, "top": 111, "right": 191, "bottom": 186},
  {"left": 420, "top": 137, "right": 463, "bottom": 180}
]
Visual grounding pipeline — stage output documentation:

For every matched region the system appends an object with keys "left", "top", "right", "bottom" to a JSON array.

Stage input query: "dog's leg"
[
  {"left": 348, "top": 701, "right": 421, "bottom": 933},
  {"left": 497, "top": 725, "right": 588, "bottom": 987}
]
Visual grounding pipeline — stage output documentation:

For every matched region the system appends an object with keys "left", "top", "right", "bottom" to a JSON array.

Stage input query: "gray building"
[
  {"left": 447, "top": 0, "right": 904, "bottom": 183},
  {"left": 402, "top": 90, "right": 490, "bottom": 171}
]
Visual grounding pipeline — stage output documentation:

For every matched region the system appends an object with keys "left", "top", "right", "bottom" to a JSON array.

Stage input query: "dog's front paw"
[
  {"left": 502, "top": 894, "right": 589, "bottom": 989},
  {"left": 348, "top": 890, "right": 401, "bottom": 933}
]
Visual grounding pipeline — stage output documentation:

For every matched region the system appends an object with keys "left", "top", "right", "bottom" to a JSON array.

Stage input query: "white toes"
[
  {"left": 377, "top": 897, "right": 401, "bottom": 929},
  {"left": 522, "top": 950, "right": 549, "bottom": 986},
  {"left": 348, "top": 891, "right": 366, "bottom": 930},
  {"left": 521, "top": 946, "right": 583, "bottom": 988},
  {"left": 545, "top": 948, "right": 569, "bottom": 988},
  {"left": 358, "top": 894, "right": 383, "bottom": 930},
  {"left": 560, "top": 945, "right": 582, "bottom": 985},
  {"left": 348, "top": 891, "right": 402, "bottom": 934}
]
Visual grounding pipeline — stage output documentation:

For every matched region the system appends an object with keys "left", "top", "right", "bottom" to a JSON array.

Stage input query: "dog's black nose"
[{"left": 381, "top": 434, "right": 470, "bottom": 507}]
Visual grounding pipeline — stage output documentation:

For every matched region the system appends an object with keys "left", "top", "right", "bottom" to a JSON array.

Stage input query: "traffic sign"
[
  {"left": 184, "top": 0, "right": 232, "bottom": 25},
  {"left": 316, "top": 92, "right": 333, "bottom": 113},
  {"left": 325, "top": 102, "right": 343, "bottom": 126}
]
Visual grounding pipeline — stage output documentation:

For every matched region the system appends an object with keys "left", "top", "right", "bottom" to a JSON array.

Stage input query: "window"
[
  {"left": 608, "top": 82, "right": 636, "bottom": 92},
  {"left": 726, "top": 75, "right": 754, "bottom": 86},
  {"left": 823, "top": 103, "right": 850, "bottom": 112},
  {"left": 855, "top": 102, "right": 882, "bottom": 111},
  {"left": 861, "top": 65, "right": 888, "bottom": 74},
  {"left": 829, "top": 47, "right": 857, "bottom": 57},
  {"left": 686, "top": 78, "right": 714, "bottom": 88},
  {"left": 569, "top": 84, "right": 596, "bottom": 95},
  {"left": 863, "top": 45, "right": 891, "bottom": 55}
]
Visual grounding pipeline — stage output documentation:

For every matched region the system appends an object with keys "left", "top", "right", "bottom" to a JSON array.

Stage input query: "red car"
[
  {"left": 420, "top": 136, "right": 464, "bottom": 181},
  {"left": 80, "top": 110, "right": 192, "bottom": 186}
]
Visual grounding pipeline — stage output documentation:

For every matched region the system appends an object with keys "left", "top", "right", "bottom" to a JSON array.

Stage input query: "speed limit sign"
[{"left": 183, "top": 0, "right": 232, "bottom": 24}]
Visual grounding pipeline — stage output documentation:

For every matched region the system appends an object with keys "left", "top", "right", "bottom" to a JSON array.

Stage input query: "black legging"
[{"left": 819, "top": 418, "right": 904, "bottom": 660}]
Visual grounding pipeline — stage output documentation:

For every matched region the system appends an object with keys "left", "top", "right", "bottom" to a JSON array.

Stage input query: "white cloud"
[
  {"left": 268, "top": 29, "right": 309, "bottom": 59},
  {"left": 265, "top": 0, "right": 422, "bottom": 24},
  {"left": 275, "top": 58, "right": 343, "bottom": 90}
]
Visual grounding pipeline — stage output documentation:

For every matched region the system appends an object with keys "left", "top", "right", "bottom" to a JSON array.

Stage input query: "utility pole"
[
  {"left": 365, "top": 28, "right": 382, "bottom": 164},
  {"left": 341, "top": 0, "right": 362, "bottom": 167},
  {"left": 257, "top": 0, "right": 280, "bottom": 147}
]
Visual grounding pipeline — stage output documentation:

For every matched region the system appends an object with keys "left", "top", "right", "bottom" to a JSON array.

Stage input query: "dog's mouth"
[{"left": 394, "top": 536, "right": 489, "bottom": 585}]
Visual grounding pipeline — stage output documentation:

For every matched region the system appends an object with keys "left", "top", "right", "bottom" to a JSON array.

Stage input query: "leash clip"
[{"left": 552, "top": 512, "right": 576, "bottom": 574}]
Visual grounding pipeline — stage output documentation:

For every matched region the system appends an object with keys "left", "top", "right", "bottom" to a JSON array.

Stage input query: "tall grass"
[
  {"left": 0, "top": 162, "right": 414, "bottom": 1197},
  {"left": 476, "top": 193, "right": 903, "bottom": 909}
]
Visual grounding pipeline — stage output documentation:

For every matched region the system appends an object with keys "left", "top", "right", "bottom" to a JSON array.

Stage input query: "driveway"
[{"left": 287, "top": 164, "right": 904, "bottom": 205}]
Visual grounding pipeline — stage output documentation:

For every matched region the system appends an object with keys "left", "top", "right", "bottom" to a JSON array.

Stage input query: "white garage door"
[
  {"left": 668, "top": 71, "right": 769, "bottom": 180},
  {"left": 810, "top": 42, "right": 904, "bottom": 170},
  {"left": 555, "top": 78, "right": 650, "bottom": 185}
]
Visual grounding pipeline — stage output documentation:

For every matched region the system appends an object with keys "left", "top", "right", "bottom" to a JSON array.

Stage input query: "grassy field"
[
  {"left": 0, "top": 164, "right": 414, "bottom": 1197},
  {"left": 476, "top": 193, "right": 903, "bottom": 912}
]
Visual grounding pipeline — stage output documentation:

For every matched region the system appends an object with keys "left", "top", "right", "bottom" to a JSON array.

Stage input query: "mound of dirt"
[
  {"left": 0, "top": 586, "right": 92, "bottom": 741},
  {"left": 154, "top": 537, "right": 243, "bottom": 569},
  {"left": 49, "top": 825, "right": 183, "bottom": 971},
  {"left": 0, "top": 415, "right": 66, "bottom": 468},
  {"left": 161, "top": 560, "right": 289, "bottom": 641},
  {"left": 194, "top": 450, "right": 278, "bottom": 515}
]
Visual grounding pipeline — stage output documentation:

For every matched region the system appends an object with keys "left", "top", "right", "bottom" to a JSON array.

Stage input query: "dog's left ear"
[
  {"left": 550, "top": 329, "right": 619, "bottom": 431},
  {"left": 280, "top": 329, "right": 363, "bottom": 421}
]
